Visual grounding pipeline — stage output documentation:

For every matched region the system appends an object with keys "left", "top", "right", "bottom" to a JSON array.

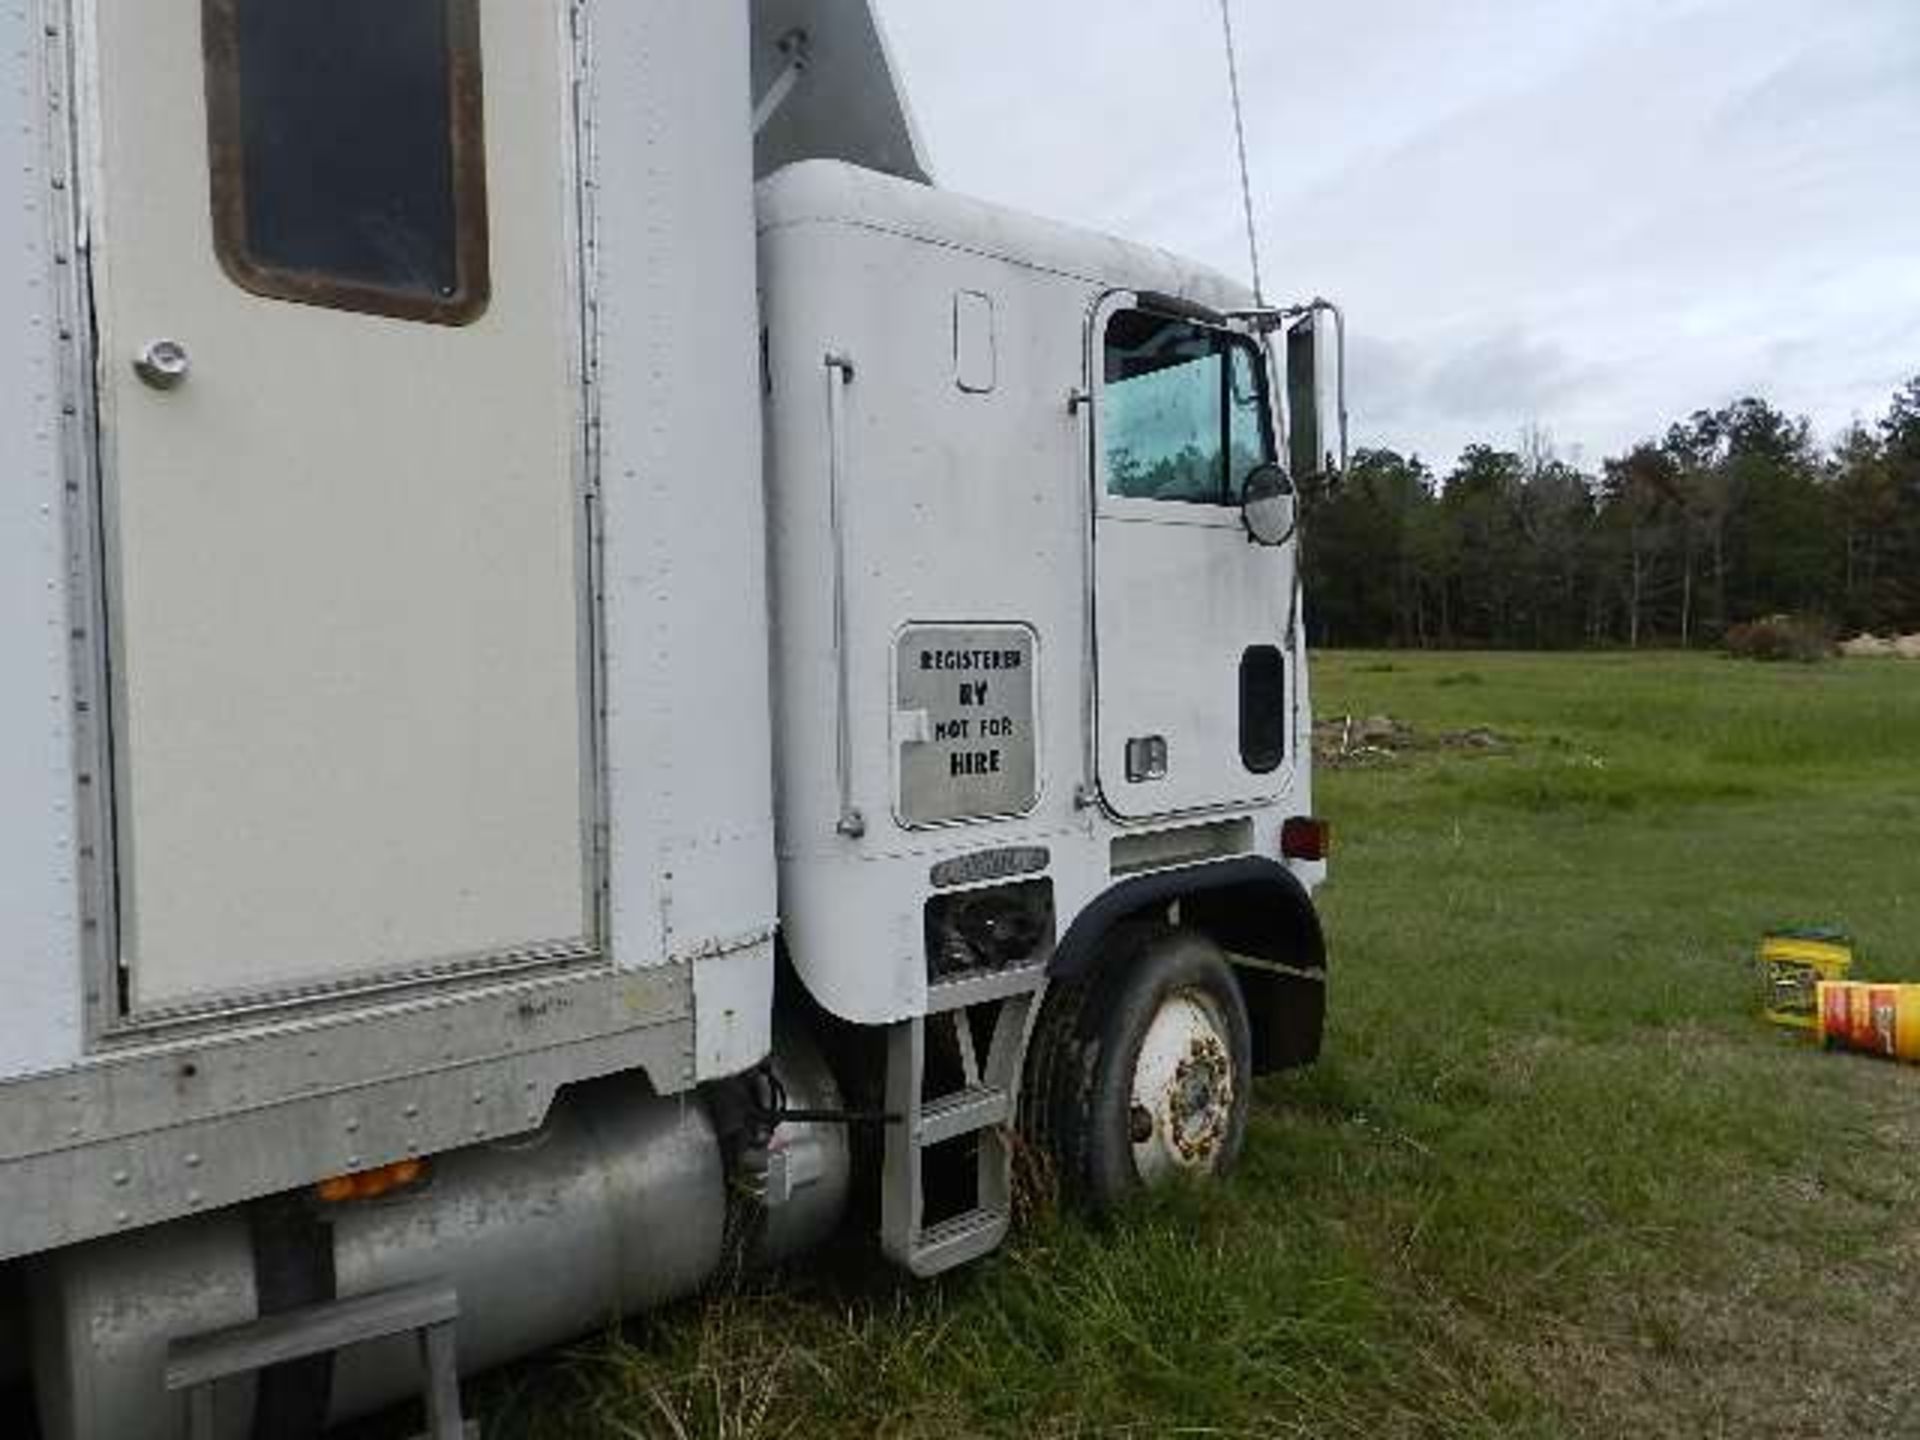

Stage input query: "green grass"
[{"left": 468, "top": 652, "right": 1920, "bottom": 1439}]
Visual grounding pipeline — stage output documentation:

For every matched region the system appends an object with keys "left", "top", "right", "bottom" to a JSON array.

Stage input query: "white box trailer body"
[
  {"left": 2, "top": 0, "right": 788, "bottom": 1249},
  {"left": 0, "top": 3, "right": 1333, "bottom": 1435}
]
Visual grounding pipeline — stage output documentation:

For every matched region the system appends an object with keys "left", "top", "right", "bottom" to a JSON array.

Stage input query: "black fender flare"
[{"left": 1049, "top": 856, "right": 1327, "bottom": 1073}]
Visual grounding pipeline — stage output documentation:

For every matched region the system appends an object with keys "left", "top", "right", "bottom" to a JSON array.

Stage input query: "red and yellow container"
[{"left": 1817, "top": 982, "right": 1920, "bottom": 1064}]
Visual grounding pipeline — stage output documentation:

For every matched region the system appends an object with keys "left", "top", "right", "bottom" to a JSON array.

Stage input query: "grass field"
[{"left": 467, "top": 651, "right": 1920, "bottom": 1439}]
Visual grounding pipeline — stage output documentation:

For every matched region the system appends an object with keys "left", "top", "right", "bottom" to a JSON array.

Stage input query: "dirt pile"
[{"left": 1313, "top": 713, "right": 1513, "bottom": 767}]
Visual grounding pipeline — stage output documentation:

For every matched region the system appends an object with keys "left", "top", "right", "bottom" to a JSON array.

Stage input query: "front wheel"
[{"left": 1024, "top": 927, "right": 1253, "bottom": 1212}]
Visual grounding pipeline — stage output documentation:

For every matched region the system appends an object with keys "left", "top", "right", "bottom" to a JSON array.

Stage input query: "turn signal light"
[
  {"left": 315, "top": 1159, "right": 428, "bottom": 1205},
  {"left": 1281, "top": 816, "right": 1330, "bottom": 862}
]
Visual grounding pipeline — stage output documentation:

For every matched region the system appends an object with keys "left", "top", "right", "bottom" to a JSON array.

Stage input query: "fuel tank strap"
[{"left": 247, "top": 1194, "right": 338, "bottom": 1440}]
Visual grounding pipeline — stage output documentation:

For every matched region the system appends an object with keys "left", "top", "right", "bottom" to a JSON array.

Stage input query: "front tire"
[{"left": 1025, "top": 926, "right": 1253, "bottom": 1212}]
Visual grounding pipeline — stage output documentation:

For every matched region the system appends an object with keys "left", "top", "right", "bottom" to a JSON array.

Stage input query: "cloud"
[
  {"left": 1422, "top": 330, "right": 1588, "bottom": 424},
  {"left": 875, "top": 0, "right": 1920, "bottom": 471}
]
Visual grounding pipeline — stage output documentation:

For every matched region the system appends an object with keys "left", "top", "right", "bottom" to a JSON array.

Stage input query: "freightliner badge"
[{"left": 895, "top": 624, "right": 1038, "bottom": 826}]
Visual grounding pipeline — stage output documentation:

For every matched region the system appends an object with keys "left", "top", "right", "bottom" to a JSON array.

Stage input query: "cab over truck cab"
[
  {"left": 759, "top": 161, "right": 1332, "bottom": 1254},
  {"left": 0, "top": 3, "right": 1335, "bottom": 1436}
]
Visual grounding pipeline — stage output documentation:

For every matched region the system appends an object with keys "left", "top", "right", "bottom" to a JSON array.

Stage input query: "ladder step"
[
  {"left": 908, "top": 1208, "right": 1009, "bottom": 1279},
  {"left": 168, "top": 1279, "right": 468, "bottom": 1440},
  {"left": 165, "top": 1281, "right": 458, "bottom": 1393},
  {"left": 926, "top": 963, "right": 1045, "bottom": 1014},
  {"left": 918, "top": 1085, "right": 1011, "bottom": 1146}
]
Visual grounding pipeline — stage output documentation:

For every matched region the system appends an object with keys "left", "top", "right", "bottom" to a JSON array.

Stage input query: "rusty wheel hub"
[{"left": 1128, "top": 989, "right": 1235, "bottom": 1182}]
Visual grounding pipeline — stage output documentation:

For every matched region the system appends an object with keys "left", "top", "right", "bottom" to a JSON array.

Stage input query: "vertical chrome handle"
[{"left": 824, "top": 351, "right": 864, "bottom": 840}]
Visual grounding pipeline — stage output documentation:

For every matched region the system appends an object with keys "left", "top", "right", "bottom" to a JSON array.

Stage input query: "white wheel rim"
[{"left": 1128, "top": 987, "right": 1235, "bottom": 1182}]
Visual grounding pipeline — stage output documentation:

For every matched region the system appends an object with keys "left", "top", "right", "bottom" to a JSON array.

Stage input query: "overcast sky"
[{"left": 875, "top": 0, "right": 1920, "bottom": 473}]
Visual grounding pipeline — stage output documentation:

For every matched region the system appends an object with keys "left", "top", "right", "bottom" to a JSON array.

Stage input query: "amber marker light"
[{"left": 315, "top": 1158, "right": 429, "bottom": 1204}]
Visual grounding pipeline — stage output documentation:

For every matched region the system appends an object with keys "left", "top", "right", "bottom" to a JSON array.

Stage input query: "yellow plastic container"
[
  {"left": 1818, "top": 982, "right": 1920, "bottom": 1064},
  {"left": 1759, "top": 929, "right": 1853, "bottom": 1031}
]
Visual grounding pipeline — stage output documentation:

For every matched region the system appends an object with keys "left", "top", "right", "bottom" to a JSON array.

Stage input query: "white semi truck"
[{"left": 0, "top": 3, "right": 1341, "bottom": 1435}]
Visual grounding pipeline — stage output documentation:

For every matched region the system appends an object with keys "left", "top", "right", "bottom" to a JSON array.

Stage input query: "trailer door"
[
  {"left": 88, "top": 0, "right": 593, "bottom": 1011},
  {"left": 1091, "top": 298, "right": 1296, "bottom": 820}
]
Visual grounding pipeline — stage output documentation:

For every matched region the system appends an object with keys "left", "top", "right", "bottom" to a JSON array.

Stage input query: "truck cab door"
[{"left": 1089, "top": 294, "right": 1297, "bottom": 820}]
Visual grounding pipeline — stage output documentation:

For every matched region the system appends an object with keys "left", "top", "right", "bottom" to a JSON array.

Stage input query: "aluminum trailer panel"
[{"left": 0, "top": 0, "right": 778, "bottom": 1260}]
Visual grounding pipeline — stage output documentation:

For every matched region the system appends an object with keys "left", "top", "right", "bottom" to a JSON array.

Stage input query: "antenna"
[{"left": 1218, "top": 0, "right": 1265, "bottom": 304}]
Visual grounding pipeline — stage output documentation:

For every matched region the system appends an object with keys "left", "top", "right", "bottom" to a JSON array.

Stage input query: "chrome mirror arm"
[{"left": 1228, "top": 297, "right": 1347, "bottom": 477}]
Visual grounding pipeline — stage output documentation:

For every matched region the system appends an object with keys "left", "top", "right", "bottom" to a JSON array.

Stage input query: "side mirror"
[
  {"left": 1286, "top": 306, "right": 1347, "bottom": 490},
  {"left": 1241, "top": 463, "right": 1298, "bottom": 547}
]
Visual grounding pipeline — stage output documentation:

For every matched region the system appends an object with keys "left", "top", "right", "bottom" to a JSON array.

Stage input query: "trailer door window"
[
  {"left": 1102, "top": 310, "right": 1275, "bottom": 505},
  {"left": 204, "top": 0, "right": 489, "bottom": 324}
]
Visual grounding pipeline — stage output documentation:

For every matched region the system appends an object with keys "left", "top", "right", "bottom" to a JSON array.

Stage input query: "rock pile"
[{"left": 1838, "top": 634, "right": 1920, "bottom": 659}]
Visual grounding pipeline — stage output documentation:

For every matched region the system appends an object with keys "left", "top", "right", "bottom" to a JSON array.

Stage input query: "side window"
[
  {"left": 1101, "top": 309, "right": 1275, "bottom": 505},
  {"left": 203, "top": 0, "right": 490, "bottom": 325}
]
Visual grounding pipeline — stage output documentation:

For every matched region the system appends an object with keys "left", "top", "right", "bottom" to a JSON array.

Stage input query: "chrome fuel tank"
[{"left": 27, "top": 1036, "right": 849, "bottom": 1440}]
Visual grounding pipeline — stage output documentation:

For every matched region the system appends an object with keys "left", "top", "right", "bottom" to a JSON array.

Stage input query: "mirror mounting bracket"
[{"left": 1229, "top": 297, "right": 1348, "bottom": 480}]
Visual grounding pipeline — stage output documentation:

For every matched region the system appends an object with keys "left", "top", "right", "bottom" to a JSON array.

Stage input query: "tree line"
[{"left": 1300, "top": 376, "right": 1920, "bottom": 649}]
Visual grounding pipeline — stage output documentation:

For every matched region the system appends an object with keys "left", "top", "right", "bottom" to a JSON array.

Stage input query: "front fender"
[{"left": 1051, "top": 856, "right": 1327, "bottom": 1073}]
